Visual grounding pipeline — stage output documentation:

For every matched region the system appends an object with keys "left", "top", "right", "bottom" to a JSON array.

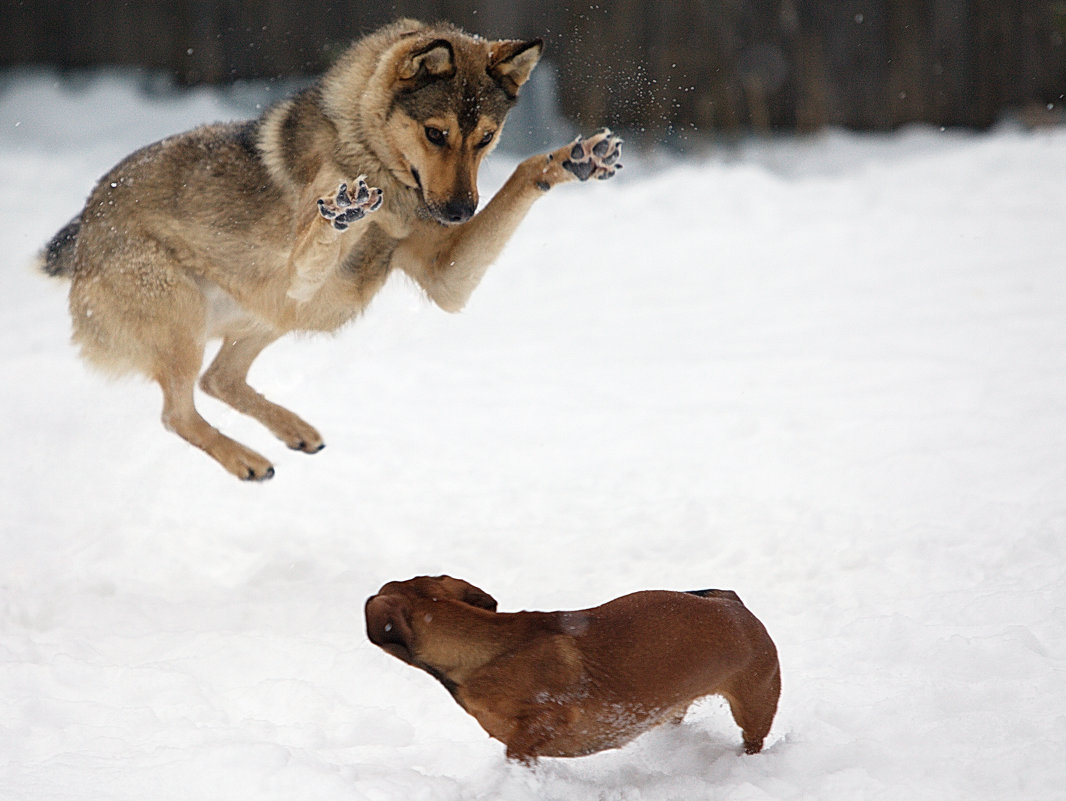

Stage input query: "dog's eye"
[
  {"left": 424, "top": 126, "right": 447, "bottom": 146},
  {"left": 475, "top": 131, "right": 495, "bottom": 149}
]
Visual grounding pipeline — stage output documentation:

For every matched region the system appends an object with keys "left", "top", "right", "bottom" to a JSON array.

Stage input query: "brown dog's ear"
[
  {"left": 437, "top": 575, "right": 499, "bottom": 611},
  {"left": 398, "top": 39, "right": 456, "bottom": 82},
  {"left": 365, "top": 595, "right": 416, "bottom": 663},
  {"left": 488, "top": 39, "right": 543, "bottom": 97},
  {"left": 461, "top": 586, "right": 498, "bottom": 612},
  {"left": 430, "top": 571, "right": 496, "bottom": 610}
]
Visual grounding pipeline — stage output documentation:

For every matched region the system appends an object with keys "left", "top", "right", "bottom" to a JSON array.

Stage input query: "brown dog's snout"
[{"left": 365, "top": 594, "right": 415, "bottom": 663}]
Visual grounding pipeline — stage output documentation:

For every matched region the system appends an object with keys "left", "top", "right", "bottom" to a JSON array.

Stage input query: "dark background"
[{"left": 2, "top": 0, "right": 1064, "bottom": 139}]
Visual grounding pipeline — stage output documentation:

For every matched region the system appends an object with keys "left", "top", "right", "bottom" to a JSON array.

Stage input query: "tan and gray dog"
[
  {"left": 365, "top": 575, "right": 780, "bottom": 764},
  {"left": 42, "top": 19, "right": 622, "bottom": 480}
]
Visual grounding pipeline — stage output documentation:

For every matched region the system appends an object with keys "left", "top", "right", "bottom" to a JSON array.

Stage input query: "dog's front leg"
[
  {"left": 286, "top": 176, "right": 383, "bottom": 302},
  {"left": 397, "top": 129, "right": 622, "bottom": 312},
  {"left": 503, "top": 705, "right": 577, "bottom": 766}
]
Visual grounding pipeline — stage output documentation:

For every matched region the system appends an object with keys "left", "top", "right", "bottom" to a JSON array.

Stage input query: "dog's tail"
[
  {"left": 40, "top": 217, "right": 81, "bottom": 278},
  {"left": 686, "top": 588, "right": 744, "bottom": 606}
]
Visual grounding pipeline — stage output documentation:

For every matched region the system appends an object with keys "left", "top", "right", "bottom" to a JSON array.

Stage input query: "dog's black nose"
[{"left": 443, "top": 198, "right": 476, "bottom": 224}]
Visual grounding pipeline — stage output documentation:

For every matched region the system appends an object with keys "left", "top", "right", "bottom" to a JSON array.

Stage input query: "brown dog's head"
[
  {"left": 325, "top": 20, "right": 542, "bottom": 226},
  {"left": 365, "top": 575, "right": 498, "bottom": 668}
]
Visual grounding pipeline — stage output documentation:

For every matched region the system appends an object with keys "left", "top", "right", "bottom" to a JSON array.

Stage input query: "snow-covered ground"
[{"left": 2, "top": 70, "right": 1064, "bottom": 800}]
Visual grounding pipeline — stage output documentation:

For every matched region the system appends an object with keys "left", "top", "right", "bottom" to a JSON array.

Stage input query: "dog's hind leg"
[
  {"left": 722, "top": 660, "right": 781, "bottom": 754},
  {"left": 159, "top": 368, "right": 275, "bottom": 481},
  {"left": 68, "top": 236, "right": 275, "bottom": 480},
  {"left": 200, "top": 331, "right": 325, "bottom": 454},
  {"left": 153, "top": 322, "right": 276, "bottom": 480},
  {"left": 667, "top": 702, "right": 691, "bottom": 724}
]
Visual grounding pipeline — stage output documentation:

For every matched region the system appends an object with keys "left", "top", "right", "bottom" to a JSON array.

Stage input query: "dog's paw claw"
[
  {"left": 318, "top": 176, "right": 383, "bottom": 230},
  {"left": 243, "top": 464, "right": 275, "bottom": 481},
  {"left": 562, "top": 129, "right": 623, "bottom": 182}
]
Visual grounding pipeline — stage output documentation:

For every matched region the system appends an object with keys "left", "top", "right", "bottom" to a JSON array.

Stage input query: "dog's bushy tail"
[
  {"left": 41, "top": 217, "right": 80, "bottom": 278},
  {"left": 687, "top": 588, "right": 744, "bottom": 606}
]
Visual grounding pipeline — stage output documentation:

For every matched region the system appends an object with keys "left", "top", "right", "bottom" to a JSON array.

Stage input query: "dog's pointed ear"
[
  {"left": 398, "top": 39, "right": 456, "bottom": 82},
  {"left": 365, "top": 595, "right": 416, "bottom": 663},
  {"left": 488, "top": 39, "right": 543, "bottom": 97}
]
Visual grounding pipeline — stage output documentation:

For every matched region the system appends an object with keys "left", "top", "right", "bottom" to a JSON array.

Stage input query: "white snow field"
[{"left": 1, "top": 71, "right": 1064, "bottom": 800}]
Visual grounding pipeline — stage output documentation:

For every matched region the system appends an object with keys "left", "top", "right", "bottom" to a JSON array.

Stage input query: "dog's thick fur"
[
  {"left": 41, "top": 19, "right": 621, "bottom": 480},
  {"left": 365, "top": 575, "right": 781, "bottom": 764}
]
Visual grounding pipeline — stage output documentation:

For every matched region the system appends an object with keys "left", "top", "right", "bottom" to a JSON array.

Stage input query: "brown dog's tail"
[
  {"left": 41, "top": 217, "right": 80, "bottom": 278},
  {"left": 686, "top": 588, "right": 744, "bottom": 605}
]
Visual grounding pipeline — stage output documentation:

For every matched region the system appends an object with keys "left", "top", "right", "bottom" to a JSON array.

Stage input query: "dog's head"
[
  {"left": 365, "top": 575, "right": 498, "bottom": 670},
  {"left": 328, "top": 21, "right": 541, "bottom": 226}
]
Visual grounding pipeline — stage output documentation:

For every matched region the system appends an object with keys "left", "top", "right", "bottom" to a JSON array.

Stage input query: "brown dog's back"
[
  {"left": 574, "top": 591, "right": 771, "bottom": 699},
  {"left": 686, "top": 587, "right": 744, "bottom": 603},
  {"left": 507, "top": 590, "right": 779, "bottom": 757}
]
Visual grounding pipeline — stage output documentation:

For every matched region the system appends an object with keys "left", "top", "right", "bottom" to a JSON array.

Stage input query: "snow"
[{"left": 2, "top": 69, "right": 1065, "bottom": 800}]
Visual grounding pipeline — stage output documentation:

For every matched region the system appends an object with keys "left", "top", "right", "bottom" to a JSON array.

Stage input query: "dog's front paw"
[
  {"left": 317, "top": 176, "right": 383, "bottom": 231},
  {"left": 562, "top": 129, "right": 623, "bottom": 182}
]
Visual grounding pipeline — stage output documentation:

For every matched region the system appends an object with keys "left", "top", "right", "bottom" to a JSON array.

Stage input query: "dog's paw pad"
[
  {"left": 317, "top": 176, "right": 383, "bottom": 230},
  {"left": 562, "top": 129, "right": 623, "bottom": 182}
]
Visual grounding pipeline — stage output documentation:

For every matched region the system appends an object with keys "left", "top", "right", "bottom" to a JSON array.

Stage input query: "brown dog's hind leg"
[
  {"left": 722, "top": 661, "right": 781, "bottom": 754},
  {"left": 199, "top": 331, "right": 324, "bottom": 454},
  {"left": 668, "top": 703, "right": 690, "bottom": 725}
]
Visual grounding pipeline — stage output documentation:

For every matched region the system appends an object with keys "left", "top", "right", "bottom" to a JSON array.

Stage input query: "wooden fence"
[{"left": 1, "top": 0, "right": 1063, "bottom": 137}]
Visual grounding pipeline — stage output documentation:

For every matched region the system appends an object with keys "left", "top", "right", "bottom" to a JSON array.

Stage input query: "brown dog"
[{"left": 365, "top": 575, "right": 780, "bottom": 764}]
